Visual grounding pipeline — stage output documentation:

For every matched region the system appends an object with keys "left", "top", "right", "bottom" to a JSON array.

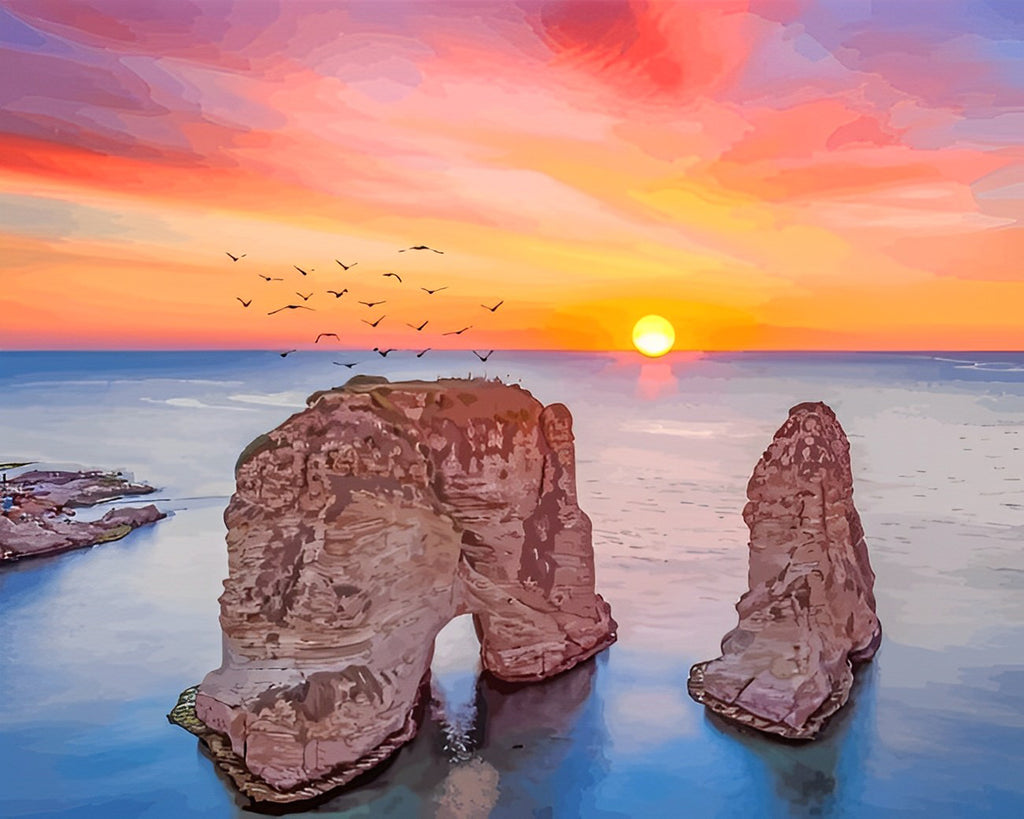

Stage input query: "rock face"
[
  {"left": 0, "top": 469, "right": 165, "bottom": 562},
  {"left": 688, "top": 402, "right": 881, "bottom": 740},
  {"left": 192, "top": 376, "right": 616, "bottom": 801}
]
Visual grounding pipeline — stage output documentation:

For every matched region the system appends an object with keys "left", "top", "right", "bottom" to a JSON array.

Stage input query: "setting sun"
[{"left": 632, "top": 315, "right": 675, "bottom": 357}]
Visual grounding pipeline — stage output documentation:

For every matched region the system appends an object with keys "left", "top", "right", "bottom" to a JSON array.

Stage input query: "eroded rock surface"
[
  {"left": 191, "top": 376, "right": 616, "bottom": 801},
  {"left": 688, "top": 402, "right": 881, "bottom": 740},
  {"left": 0, "top": 468, "right": 164, "bottom": 562}
]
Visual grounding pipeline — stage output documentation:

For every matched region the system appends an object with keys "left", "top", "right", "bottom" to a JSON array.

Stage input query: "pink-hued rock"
[
  {"left": 0, "top": 469, "right": 164, "bottom": 562},
  {"left": 688, "top": 402, "right": 882, "bottom": 740},
  {"left": 11, "top": 469, "right": 157, "bottom": 508},
  {"left": 192, "top": 376, "right": 616, "bottom": 799}
]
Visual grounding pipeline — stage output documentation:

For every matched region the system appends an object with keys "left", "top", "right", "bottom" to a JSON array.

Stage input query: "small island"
[
  {"left": 0, "top": 465, "right": 166, "bottom": 563},
  {"left": 173, "top": 376, "right": 616, "bottom": 806}
]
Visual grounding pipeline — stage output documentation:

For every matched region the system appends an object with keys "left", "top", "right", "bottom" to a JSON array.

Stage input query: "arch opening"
[{"left": 430, "top": 614, "right": 482, "bottom": 762}]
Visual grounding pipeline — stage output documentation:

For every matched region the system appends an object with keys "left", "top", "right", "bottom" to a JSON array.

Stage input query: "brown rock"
[
  {"left": 0, "top": 468, "right": 164, "bottom": 562},
  {"left": 12, "top": 468, "right": 157, "bottom": 508},
  {"left": 688, "top": 401, "right": 881, "bottom": 740},
  {"left": 192, "top": 377, "right": 616, "bottom": 801}
]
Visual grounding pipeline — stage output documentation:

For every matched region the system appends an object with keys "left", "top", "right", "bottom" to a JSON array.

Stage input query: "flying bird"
[
  {"left": 333, "top": 361, "right": 359, "bottom": 368},
  {"left": 373, "top": 347, "right": 396, "bottom": 357},
  {"left": 326, "top": 289, "right": 349, "bottom": 298},
  {"left": 481, "top": 300, "right": 504, "bottom": 312},
  {"left": 383, "top": 272, "right": 403, "bottom": 282},
  {"left": 293, "top": 265, "right": 312, "bottom": 276},
  {"left": 358, "top": 300, "right": 386, "bottom": 308},
  {"left": 399, "top": 245, "right": 444, "bottom": 254},
  {"left": 443, "top": 326, "right": 472, "bottom": 335},
  {"left": 420, "top": 286, "right": 447, "bottom": 295},
  {"left": 279, "top": 350, "right": 297, "bottom": 357},
  {"left": 236, "top": 297, "right": 252, "bottom": 307},
  {"left": 258, "top": 274, "right": 283, "bottom": 281},
  {"left": 267, "top": 304, "right": 315, "bottom": 315},
  {"left": 296, "top": 291, "right": 313, "bottom": 301},
  {"left": 225, "top": 252, "right": 246, "bottom": 262},
  {"left": 407, "top": 320, "right": 429, "bottom": 331},
  {"left": 361, "top": 315, "right": 386, "bottom": 327},
  {"left": 315, "top": 333, "right": 340, "bottom": 343},
  {"left": 473, "top": 350, "right": 495, "bottom": 362},
  {"left": 335, "top": 260, "right": 358, "bottom": 270},
  {"left": 416, "top": 348, "right": 431, "bottom": 358}
]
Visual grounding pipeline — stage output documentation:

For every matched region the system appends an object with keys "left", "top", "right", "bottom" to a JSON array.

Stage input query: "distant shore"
[{"left": 0, "top": 466, "right": 166, "bottom": 562}]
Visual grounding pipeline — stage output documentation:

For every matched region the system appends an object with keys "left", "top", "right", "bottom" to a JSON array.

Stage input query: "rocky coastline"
[{"left": 0, "top": 467, "right": 166, "bottom": 562}]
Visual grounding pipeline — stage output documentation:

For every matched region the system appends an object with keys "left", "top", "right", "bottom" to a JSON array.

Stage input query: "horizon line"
[{"left": 1, "top": 348, "right": 1022, "bottom": 355}]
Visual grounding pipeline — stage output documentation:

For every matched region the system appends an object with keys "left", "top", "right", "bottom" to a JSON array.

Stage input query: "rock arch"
[{"left": 193, "top": 377, "right": 617, "bottom": 799}]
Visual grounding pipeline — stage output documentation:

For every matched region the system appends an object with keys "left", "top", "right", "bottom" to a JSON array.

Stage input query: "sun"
[{"left": 632, "top": 315, "right": 675, "bottom": 357}]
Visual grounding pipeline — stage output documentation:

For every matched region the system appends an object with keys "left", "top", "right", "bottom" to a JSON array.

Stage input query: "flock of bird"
[{"left": 226, "top": 246, "right": 502, "bottom": 367}]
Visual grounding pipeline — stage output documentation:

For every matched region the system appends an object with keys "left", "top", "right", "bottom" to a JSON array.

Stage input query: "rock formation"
[
  {"left": 688, "top": 402, "right": 881, "bottom": 740},
  {"left": 0, "top": 468, "right": 164, "bottom": 562},
  {"left": 185, "top": 376, "right": 616, "bottom": 803}
]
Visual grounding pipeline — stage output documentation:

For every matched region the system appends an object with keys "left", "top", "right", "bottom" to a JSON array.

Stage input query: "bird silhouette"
[
  {"left": 258, "top": 274, "right": 283, "bottom": 281},
  {"left": 399, "top": 245, "right": 444, "bottom": 254},
  {"left": 293, "top": 265, "right": 312, "bottom": 276},
  {"left": 315, "top": 333, "right": 339, "bottom": 343},
  {"left": 443, "top": 326, "right": 472, "bottom": 335},
  {"left": 236, "top": 297, "right": 252, "bottom": 307},
  {"left": 296, "top": 291, "right": 313, "bottom": 301},
  {"left": 373, "top": 347, "right": 396, "bottom": 357},
  {"left": 416, "top": 348, "right": 431, "bottom": 358},
  {"left": 383, "top": 272, "right": 403, "bottom": 282},
  {"left": 267, "top": 304, "right": 315, "bottom": 315},
  {"left": 279, "top": 350, "right": 297, "bottom": 357},
  {"left": 420, "top": 286, "right": 447, "bottom": 294},
  {"left": 326, "top": 289, "right": 349, "bottom": 298},
  {"left": 335, "top": 260, "right": 358, "bottom": 270},
  {"left": 361, "top": 315, "right": 386, "bottom": 327},
  {"left": 407, "top": 320, "right": 429, "bottom": 331},
  {"left": 358, "top": 300, "right": 386, "bottom": 308},
  {"left": 481, "top": 300, "right": 504, "bottom": 312},
  {"left": 225, "top": 252, "right": 246, "bottom": 262},
  {"left": 333, "top": 361, "right": 359, "bottom": 368},
  {"left": 473, "top": 350, "right": 495, "bottom": 361}
]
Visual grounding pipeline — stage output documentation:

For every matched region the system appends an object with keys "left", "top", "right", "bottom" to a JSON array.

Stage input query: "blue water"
[{"left": 1, "top": 350, "right": 1022, "bottom": 817}]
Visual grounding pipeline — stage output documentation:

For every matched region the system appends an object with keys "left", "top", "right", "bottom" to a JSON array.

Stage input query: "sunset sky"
[{"left": 1, "top": 0, "right": 1022, "bottom": 351}]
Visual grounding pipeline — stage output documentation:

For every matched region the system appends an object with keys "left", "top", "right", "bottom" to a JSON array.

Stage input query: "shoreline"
[{"left": 0, "top": 467, "right": 167, "bottom": 563}]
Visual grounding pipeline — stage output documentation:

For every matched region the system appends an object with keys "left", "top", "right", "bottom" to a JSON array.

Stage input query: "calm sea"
[{"left": 1, "top": 351, "right": 1022, "bottom": 818}]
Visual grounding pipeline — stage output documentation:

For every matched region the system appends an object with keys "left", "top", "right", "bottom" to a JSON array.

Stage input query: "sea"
[{"left": 0, "top": 350, "right": 1022, "bottom": 818}]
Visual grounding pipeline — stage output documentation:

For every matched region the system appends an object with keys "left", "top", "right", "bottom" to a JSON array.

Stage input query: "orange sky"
[{"left": 1, "top": 1, "right": 1022, "bottom": 351}]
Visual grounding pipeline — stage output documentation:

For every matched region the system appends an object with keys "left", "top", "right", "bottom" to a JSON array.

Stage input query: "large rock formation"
[
  {"left": 188, "top": 376, "right": 616, "bottom": 802},
  {"left": 0, "top": 468, "right": 164, "bottom": 562},
  {"left": 688, "top": 402, "right": 881, "bottom": 740}
]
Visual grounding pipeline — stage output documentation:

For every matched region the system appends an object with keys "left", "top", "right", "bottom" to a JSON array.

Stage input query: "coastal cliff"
[
  {"left": 688, "top": 402, "right": 882, "bottom": 740},
  {"left": 185, "top": 376, "right": 616, "bottom": 803}
]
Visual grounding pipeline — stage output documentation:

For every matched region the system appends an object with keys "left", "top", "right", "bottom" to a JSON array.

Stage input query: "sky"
[{"left": 1, "top": 0, "right": 1022, "bottom": 351}]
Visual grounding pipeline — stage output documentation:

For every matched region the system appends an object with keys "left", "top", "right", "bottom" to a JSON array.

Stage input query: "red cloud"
[
  {"left": 826, "top": 115, "right": 902, "bottom": 151},
  {"left": 527, "top": 0, "right": 751, "bottom": 100}
]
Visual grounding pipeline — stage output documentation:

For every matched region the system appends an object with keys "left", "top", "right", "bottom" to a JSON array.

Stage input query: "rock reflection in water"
[
  {"left": 704, "top": 657, "right": 879, "bottom": 817},
  {"left": 308, "top": 654, "right": 606, "bottom": 817}
]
